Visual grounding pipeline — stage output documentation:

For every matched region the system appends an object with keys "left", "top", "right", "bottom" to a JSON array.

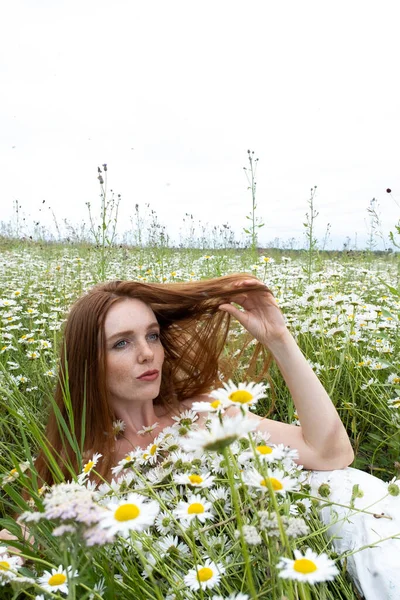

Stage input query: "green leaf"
[{"left": 377, "top": 278, "right": 400, "bottom": 297}]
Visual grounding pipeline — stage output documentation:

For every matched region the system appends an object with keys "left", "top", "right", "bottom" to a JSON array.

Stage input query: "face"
[{"left": 103, "top": 298, "right": 164, "bottom": 408}]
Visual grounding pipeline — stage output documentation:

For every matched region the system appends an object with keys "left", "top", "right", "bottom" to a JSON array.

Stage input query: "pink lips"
[{"left": 137, "top": 370, "right": 159, "bottom": 381}]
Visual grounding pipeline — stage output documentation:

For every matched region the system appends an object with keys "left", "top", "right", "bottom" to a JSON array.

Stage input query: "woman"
[
  {"left": 2, "top": 274, "right": 399, "bottom": 598},
  {"left": 35, "top": 274, "right": 354, "bottom": 484}
]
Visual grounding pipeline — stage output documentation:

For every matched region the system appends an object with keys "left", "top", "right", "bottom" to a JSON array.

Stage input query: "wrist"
[{"left": 263, "top": 329, "right": 296, "bottom": 356}]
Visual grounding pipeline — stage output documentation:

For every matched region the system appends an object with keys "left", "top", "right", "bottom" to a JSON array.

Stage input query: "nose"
[{"left": 137, "top": 339, "right": 154, "bottom": 363}]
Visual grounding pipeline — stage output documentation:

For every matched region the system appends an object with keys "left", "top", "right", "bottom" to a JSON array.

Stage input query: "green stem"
[{"left": 222, "top": 447, "right": 257, "bottom": 599}]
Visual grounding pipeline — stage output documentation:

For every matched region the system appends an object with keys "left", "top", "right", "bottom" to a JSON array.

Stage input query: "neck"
[{"left": 112, "top": 397, "right": 164, "bottom": 440}]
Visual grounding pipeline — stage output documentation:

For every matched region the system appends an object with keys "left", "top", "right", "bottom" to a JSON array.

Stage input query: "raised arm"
[{"left": 218, "top": 279, "right": 354, "bottom": 470}]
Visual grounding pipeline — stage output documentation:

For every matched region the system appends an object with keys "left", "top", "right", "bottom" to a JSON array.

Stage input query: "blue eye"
[
  {"left": 148, "top": 332, "right": 160, "bottom": 342},
  {"left": 114, "top": 340, "right": 128, "bottom": 349}
]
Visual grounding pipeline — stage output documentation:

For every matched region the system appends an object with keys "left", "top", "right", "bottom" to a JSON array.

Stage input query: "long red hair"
[{"left": 35, "top": 274, "right": 273, "bottom": 483}]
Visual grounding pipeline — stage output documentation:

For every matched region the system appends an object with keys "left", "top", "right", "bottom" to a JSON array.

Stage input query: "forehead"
[{"left": 104, "top": 298, "right": 157, "bottom": 335}]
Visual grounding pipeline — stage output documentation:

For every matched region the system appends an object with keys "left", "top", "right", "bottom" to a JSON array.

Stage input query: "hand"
[
  {"left": 0, "top": 528, "right": 25, "bottom": 563},
  {"left": 218, "top": 278, "right": 289, "bottom": 347}
]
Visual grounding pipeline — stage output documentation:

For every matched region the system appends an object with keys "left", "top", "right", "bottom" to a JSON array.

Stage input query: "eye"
[
  {"left": 147, "top": 332, "right": 160, "bottom": 342},
  {"left": 114, "top": 339, "right": 128, "bottom": 349}
]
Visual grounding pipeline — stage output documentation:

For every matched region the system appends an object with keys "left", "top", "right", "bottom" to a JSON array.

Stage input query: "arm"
[{"left": 218, "top": 279, "right": 354, "bottom": 470}]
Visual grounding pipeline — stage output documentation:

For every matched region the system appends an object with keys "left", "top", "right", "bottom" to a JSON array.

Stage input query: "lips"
[{"left": 137, "top": 370, "right": 159, "bottom": 380}]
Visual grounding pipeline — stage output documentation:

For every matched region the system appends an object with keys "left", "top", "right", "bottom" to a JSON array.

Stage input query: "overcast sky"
[{"left": 2, "top": 0, "right": 400, "bottom": 250}]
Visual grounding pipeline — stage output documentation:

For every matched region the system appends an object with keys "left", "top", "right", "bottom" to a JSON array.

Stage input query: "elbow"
[
  {"left": 327, "top": 442, "right": 355, "bottom": 470},
  {"left": 343, "top": 445, "right": 355, "bottom": 468}
]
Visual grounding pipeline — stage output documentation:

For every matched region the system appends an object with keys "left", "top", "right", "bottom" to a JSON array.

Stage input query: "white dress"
[{"left": 306, "top": 467, "right": 400, "bottom": 599}]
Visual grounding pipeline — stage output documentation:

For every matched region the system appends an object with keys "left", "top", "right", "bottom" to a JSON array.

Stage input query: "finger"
[
  {"left": 218, "top": 303, "right": 247, "bottom": 324},
  {"left": 234, "top": 279, "right": 259, "bottom": 288}
]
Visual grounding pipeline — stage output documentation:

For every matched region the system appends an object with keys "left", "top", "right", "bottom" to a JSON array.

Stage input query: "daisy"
[
  {"left": 210, "top": 380, "right": 268, "bottom": 410},
  {"left": 289, "top": 498, "right": 313, "bottom": 516},
  {"left": 191, "top": 398, "right": 227, "bottom": 413},
  {"left": 238, "top": 443, "right": 284, "bottom": 464},
  {"left": 184, "top": 559, "right": 225, "bottom": 591},
  {"left": 157, "top": 534, "right": 190, "bottom": 558},
  {"left": 243, "top": 468, "right": 299, "bottom": 495},
  {"left": 0, "top": 554, "right": 22, "bottom": 582},
  {"left": 277, "top": 547, "right": 339, "bottom": 583},
  {"left": 38, "top": 565, "right": 78, "bottom": 594},
  {"left": 171, "top": 409, "right": 199, "bottom": 427},
  {"left": 78, "top": 452, "right": 102, "bottom": 483},
  {"left": 137, "top": 422, "right": 159, "bottom": 435},
  {"left": 182, "top": 414, "right": 257, "bottom": 453},
  {"left": 154, "top": 510, "right": 175, "bottom": 535},
  {"left": 2, "top": 461, "right": 30, "bottom": 484},
  {"left": 99, "top": 493, "right": 160, "bottom": 537},
  {"left": 173, "top": 493, "right": 215, "bottom": 524},
  {"left": 112, "top": 419, "right": 126, "bottom": 439},
  {"left": 138, "top": 438, "right": 163, "bottom": 465},
  {"left": 111, "top": 450, "right": 139, "bottom": 476},
  {"left": 174, "top": 471, "right": 215, "bottom": 488}
]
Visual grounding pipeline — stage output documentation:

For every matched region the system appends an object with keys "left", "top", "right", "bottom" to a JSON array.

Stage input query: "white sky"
[{"left": 2, "top": 0, "right": 400, "bottom": 249}]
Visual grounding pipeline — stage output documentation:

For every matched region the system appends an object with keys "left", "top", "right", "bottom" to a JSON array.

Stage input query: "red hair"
[{"left": 35, "top": 274, "right": 273, "bottom": 483}]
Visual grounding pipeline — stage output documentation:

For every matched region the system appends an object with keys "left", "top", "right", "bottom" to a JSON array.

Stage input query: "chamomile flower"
[
  {"left": 138, "top": 439, "right": 163, "bottom": 465},
  {"left": 174, "top": 471, "right": 215, "bottom": 488},
  {"left": 210, "top": 380, "right": 268, "bottom": 410},
  {"left": 184, "top": 559, "right": 225, "bottom": 591},
  {"left": 182, "top": 414, "right": 257, "bottom": 453},
  {"left": 38, "top": 565, "right": 78, "bottom": 594},
  {"left": 243, "top": 467, "right": 299, "bottom": 495},
  {"left": 157, "top": 534, "right": 190, "bottom": 558},
  {"left": 277, "top": 547, "right": 339, "bottom": 583},
  {"left": 171, "top": 409, "right": 199, "bottom": 427},
  {"left": 289, "top": 498, "right": 313, "bottom": 516},
  {"left": 78, "top": 453, "right": 102, "bottom": 483},
  {"left": 99, "top": 493, "right": 160, "bottom": 536},
  {"left": 137, "top": 422, "right": 159, "bottom": 435},
  {"left": 2, "top": 461, "right": 30, "bottom": 485},
  {"left": 112, "top": 419, "right": 126, "bottom": 439},
  {"left": 154, "top": 510, "right": 175, "bottom": 535},
  {"left": 0, "top": 554, "right": 22, "bottom": 582},
  {"left": 191, "top": 398, "right": 227, "bottom": 413},
  {"left": 111, "top": 451, "right": 138, "bottom": 476},
  {"left": 173, "top": 493, "right": 215, "bottom": 524},
  {"left": 238, "top": 443, "right": 284, "bottom": 464}
]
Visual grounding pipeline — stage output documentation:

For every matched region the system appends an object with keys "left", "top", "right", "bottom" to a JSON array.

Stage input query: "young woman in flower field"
[
  {"left": 1, "top": 274, "right": 399, "bottom": 599},
  {"left": 33, "top": 274, "right": 354, "bottom": 482}
]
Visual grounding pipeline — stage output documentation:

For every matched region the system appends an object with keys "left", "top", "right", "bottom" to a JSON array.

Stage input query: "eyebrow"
[{"left": 106, "top": 322, "right": 160, "bottom": 343}]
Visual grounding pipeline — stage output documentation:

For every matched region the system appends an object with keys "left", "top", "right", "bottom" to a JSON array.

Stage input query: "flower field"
[{"left": 0, "top": 241, "right": 399, "bottom": 599}]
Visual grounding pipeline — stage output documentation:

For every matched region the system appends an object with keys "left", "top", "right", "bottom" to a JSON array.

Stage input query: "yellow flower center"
[
  {"left": 124, "top": 455, "right": 132, "bottom": 461},
  {"left": 228, "top": 390, "right": 253, "bottom": 404},
  {"left": 188, "top": 474, "right": 203, "bottom": 485},
  {"left": 48, "top": 573, "right": 67, "bottom": 586},
  {"left": 197, "top": 567, "right": 213, "bottom": 582},
  {"left": 150, "top": 444, "right": 157, "bottom": 456},
  {"left": 293, "top": 558, "right": 318, "bottom": 574},
  {"left": 261, "top": 477, "right": 283, "bottom": 491},
  {"left": 0, "top": 561, "right": 10, "bottom": 570},
  {"left": 9, "top": 468, "right": 18, "bottom": 476},
  {"left": 256, "top": 445, "right": 273, "bottom": 455},
  {"left": 210, "top": 400, "right": 221, "bottom": 409},
  {"left": 83, "top": 461, "right": 94, "bottom": 473},
  {"left": 114, "top": 503, "right": 140, "bottom": 521},
  {"left": 188, "top": 502, "right": 205, "bottom": 514}
]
